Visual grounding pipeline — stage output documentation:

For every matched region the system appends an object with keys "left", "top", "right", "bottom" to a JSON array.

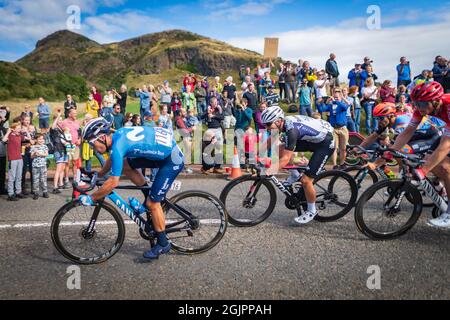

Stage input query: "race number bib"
[{"left": 154, "top": 128, "right": 172, "bottom": 147}]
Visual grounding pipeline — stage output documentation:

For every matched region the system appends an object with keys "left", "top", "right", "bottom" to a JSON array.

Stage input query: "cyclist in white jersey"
[{"left": 261, "top": 107, "right": 335, "bottom": 224}]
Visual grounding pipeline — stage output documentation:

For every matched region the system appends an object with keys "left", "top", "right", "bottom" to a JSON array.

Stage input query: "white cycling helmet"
[{"left": 261, "top": 106, "right": 285, "bottom": 124}]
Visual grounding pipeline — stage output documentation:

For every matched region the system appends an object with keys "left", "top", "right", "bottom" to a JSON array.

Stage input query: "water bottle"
[
  {"left": 383, "top": 167, "right": 396, "bottom": 180},
  {"left": 128, "top": 197, "right": 147, "bottom": 215}
]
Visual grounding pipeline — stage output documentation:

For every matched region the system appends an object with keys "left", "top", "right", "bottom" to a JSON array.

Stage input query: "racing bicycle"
[
  {"left": 219, "top": 161, "right": 357, "bottom": 227},
  {"left": 51, "top": 171, "right": 228, "bottom": 264}
]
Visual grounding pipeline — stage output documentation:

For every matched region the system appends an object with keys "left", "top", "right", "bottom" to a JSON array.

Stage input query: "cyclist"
[
  {"left": 261, "top": 106, "right": 335, "bottom": 224},
  {"left": 360, "top": 102, "right": 445, "bottom": 160},
  {"left": 390, "top": 81, "right": 450, "bottom": 228},
  {"left": 78, "top": 117, "right": 184, "bottom": 259}
]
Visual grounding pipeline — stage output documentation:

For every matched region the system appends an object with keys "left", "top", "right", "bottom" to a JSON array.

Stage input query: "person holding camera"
[
  {"left": 204, "top": 97, "right": 224, "bottom": 174},
  {"left": 63, "top": 95, "right": 77, "bottom": 119},
  {"left": 112, "top": 85, "right": 128, "bottom": 115},
  {"left": 397, "top": 57, "right": 413, "bottom": 88}
]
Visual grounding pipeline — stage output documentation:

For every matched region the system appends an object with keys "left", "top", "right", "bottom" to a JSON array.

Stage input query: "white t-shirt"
[
  {"left": 314, "top": 80, "right": 329, "bottom": 98},
  {"left": 361, "top": 86, "right": 378, "bottom": 100}
]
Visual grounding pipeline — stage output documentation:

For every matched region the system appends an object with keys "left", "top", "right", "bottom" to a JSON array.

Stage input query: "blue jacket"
[
  {"left": 347, "top": 69, "right": 367, "bottom": 89},
  {"left": 318, "top": 101, "right": 348, "bottom": 127},
  {"left": 136, "top": 91, "right": 150, "bottom": 112},
  {"left": 233, "top": 107, "right": 253, "bottom": 131},
  {"left": 37, "top": 103, "right": 50, "bottom": 119}
]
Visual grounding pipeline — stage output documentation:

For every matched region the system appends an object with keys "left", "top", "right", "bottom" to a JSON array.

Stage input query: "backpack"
[{"left": 44, "top": 132, "right": 55, "bottom": 154}]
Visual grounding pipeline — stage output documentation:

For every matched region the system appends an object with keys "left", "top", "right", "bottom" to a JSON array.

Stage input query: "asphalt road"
[{"left": 0, "top": 178, "right": 449, "bottom": 300}]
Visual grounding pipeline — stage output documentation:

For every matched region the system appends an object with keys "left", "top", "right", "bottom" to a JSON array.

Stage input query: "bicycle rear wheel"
[
  {"left": 314, "top": 170, "right": 358, "bottom": 222},
  {"left": 354, "top": 180, "right": 423, "bottom": 240},
  {"left": 219, "top": 175, "right": 277, "bottom": 227},
  {"left": 164, "top": 191, "right": 228, "bottom": 255},
  {"left": 51, "top": 201, "right": 125, "bottom": 265}
]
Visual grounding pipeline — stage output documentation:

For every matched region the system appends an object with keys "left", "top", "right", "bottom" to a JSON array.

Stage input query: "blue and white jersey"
[
  {"left": 284, "top": 115, "right": 333, "bottom": 147},
  {"left": 110, "top": 126, "right": 177, "bottom": 177}
]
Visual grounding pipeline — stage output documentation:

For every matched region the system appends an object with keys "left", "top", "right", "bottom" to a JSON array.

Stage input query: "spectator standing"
[
  {"left": 194, "top": 81, "right": 208, "bottom": 120},
  {"left": 348, "top": 64, "right": 367, "bottom": 93},
  {"left": 103, "top": 89, "right": 116, "bottom": 109},
  {"left": 222, "top": 91, "right": 236, "bottom": 130},
  {"left": 112, "top": 104, "right": 124, "bottom": 130},
  {"left": 285, "top": 62, "right": 297, "bottom": 103},
  {"left": 259, "top": 72, "right": 273, "bottom": 100},
  {"left": 175, "top": 108, "right": 194, "bottom": 174},
  {"left": 148, "top": 85, "right": 159, "bottom": 116},
  {"left": 223, "top": 77, "right": 237, "bottom": 102},
  {"left": 363, "top": 65, "right": 378, "bottom": 83},
  {"left": 3, "top": 123, "right": 28, "bottom": 201},
  {"left": 342, "top": 87, "right": 356, "bottom": 133},
  {"left": 298, "top": 79, "right": 313, "bottom": 117},
  {"left": 60, "top": 109, "right": 81, "bottom": 188},
  {"left": 158, "top": 105, "right": 172, "bottom": 131},
  {"left": 277, "top": 63, "right": 287, "bottom": 101},
  {"left": 20, "top": 115, "right": 36, "bottom": 195},
  {"left": 0, "top": 107, "right": 10, "bottom": 195},
  {"left": 325, "top": 53, "right": 340, "bottom": 89},
  {"left": 182, "top": 85, "right": 196, "bottom": 112},
  {"left": 36, "top": 97, "right": 51, "bottom": 134},
  {"left": 349, "top": 86, "right": 362, "bottom": 133},
  {"left": 208, "top": 86, "right": 223, "bottom": 107},
  {"left": 314, "top": 70, "right": 330, "bottom": 101},
  {"left": 113, "top": 85, "right": 128, "bottom": 114},
  {"left": 91, "top": 86, "right": 102, "bottom": 110},
  {"left": 86, "top": 93, "right": 100, "bottom": 118},
  {"left": 361, "top": 78, "right": 379, "bottom": 135},
  {"left": 433, "top": 56, "right": 449, "bottom": 92},
  {"left": 397, "top": 57, "right": 413, "bottom": 88},
  {"left": 214, "top": 76, "right": 223, "bottom": 94},
  {"left": 171, "top": 92, "right": 182, "bottom": 114},
  {"left": 158, "top": 81, "right": 173, "bottom": 114},
  {"left": 317, "top": 89, "right": 349, "bottom": 169},
  {"left": 64, "top": 95, "right": 77, "bottom": 118},
  {"left": 30, "top": 134, "right": 49, "bottom": 200},
  {"left": 253, "top": 102, "right": 267, "bottom": 133},
  {"left": 49, "top": 112, "right": 68, "bottom": 193},
  {"left": 205, "top": 97, "right": 224, "bottom": 174},
  {"left": 136, "top": 85, "right": 150, "bottom": 119},
  {"left": 132, "top": 114, "right": 142, "bottom": 126},
  {"left": 379, "top": 80, "right": 397, "bottom": 103},
  {"left": 361, "top": 57, "right": 373, "bottom": 71}
]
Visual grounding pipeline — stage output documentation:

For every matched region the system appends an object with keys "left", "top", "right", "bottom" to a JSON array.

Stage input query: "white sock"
[
  {"left": 307, "top": 203, "right": 316, "bottom": 214},
  {"left": 287, "top": 170, "right": 301, "bottom": 184}
]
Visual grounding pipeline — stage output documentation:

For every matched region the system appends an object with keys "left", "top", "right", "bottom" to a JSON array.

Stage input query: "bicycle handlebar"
[{"left": 72, "top": 171, "right": 99, "bottom": 193}]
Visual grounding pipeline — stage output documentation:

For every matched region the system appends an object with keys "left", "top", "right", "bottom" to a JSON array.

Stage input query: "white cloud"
[
  {"left": 203, "top": 0, "right": 291, "bottom": 21},
  {"left": 82, "top": 11, "right": 171, "bottom": 43},
  {"left": 228, "top": 19, "right": 450, "bottom": 83}
]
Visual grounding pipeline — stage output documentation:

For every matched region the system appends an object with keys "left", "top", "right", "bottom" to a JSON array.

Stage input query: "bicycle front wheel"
[
  {"left": 354, "top": 179, "right": 423, "bottom": 240},
  {"left": 219, "top": 175, "right": 277, "bottom": 227},
  {"left": 51, "top": 201, "right": 126, "bottom": 265},
  {"left": 164, "top": 191, "right": 228, "bottom": 255},
  {"left": 314, "top": 170, "right": 358, "bottom": 222}
]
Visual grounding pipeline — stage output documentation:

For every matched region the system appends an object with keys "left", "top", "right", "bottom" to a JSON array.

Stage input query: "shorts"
[
  {"left": 294, "top": 133, "right": 335, "bottom": 178},
  {"left": 67, "top": 147, "right": 80, "bottom": 161},
  {"left": 127, "top": 147, "right": 185, "bottom": 202},
  {"left": 39, "top": 118, "right": 49, "bottom": 129},
  {"left": 54, "top": 151, "right": 68, "bottom": 164}
]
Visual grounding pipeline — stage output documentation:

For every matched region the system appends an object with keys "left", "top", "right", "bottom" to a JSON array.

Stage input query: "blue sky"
[{"left": 0, "top": 0, "right": 449, "bottom": 81}]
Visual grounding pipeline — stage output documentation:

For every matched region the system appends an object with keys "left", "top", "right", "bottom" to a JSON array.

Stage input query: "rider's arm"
[
  {"left": 98, "top": 158, "right": 112, "bottom": 177},
  {"left": 422, "top": 135, "right": 450, "bottom": 175},
  {"left": 360, "top": 133, "right": 379, "bottom": 148},
  {"left": 391, "top": 123, "right": 418, "bottom": 151},
  {"left": 90, "top": 176, "right": 120, "bottom": 202}
]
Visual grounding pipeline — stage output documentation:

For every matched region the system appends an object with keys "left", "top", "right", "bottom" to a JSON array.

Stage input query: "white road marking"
[{"left": 0, "top": 219, "right": 222, "bottom": 229}]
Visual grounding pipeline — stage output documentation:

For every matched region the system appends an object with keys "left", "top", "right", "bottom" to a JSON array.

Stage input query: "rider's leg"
[
  {"left": 122, "top": 159, "right": 149, "bottom": 199},
  {"left": 301, "top": 174, "right": 316, "bottom": 212},
  {"left": 431, "top": 158, "right": 450, "bottom": 206}
]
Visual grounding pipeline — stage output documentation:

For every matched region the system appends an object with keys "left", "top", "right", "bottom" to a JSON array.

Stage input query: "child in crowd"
[
  {"left": 186, "top": 109, "right": 199, "bottom": 128},
  {"left": 171, "top": 92, "right": 182, "bottom": 114},
  {"left": 3, "top": 122, "right": 28, "bottom": 201},
  {"left": 30, "top": 133, "right": 49, "bottom": 200},
  {"left": 64, "top": 127, "right": 76, "bottom": 161}
]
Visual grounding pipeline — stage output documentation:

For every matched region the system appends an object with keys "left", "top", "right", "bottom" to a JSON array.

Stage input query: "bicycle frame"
[
  {"left": 86, "top": 188, "right": 198, "bottom": 239},
  {"left": 417, "top": 178, "right": 448, "bottom": 213}
]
